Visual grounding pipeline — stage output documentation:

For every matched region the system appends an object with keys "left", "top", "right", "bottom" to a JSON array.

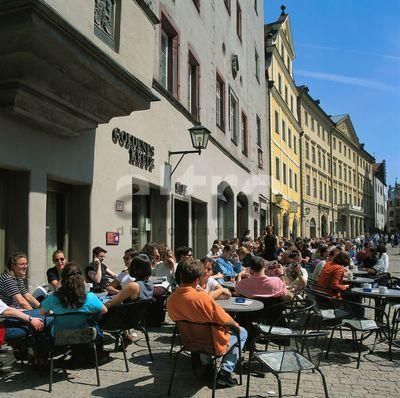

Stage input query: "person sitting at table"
[
  {"left": 0, "top": 252, "right": 41, "bottom": 311},
  {"left": 86, "top": 246, "right": 119, "bottom": 295},
  {"left": 154, "top": 249, "right": 177, "bottom": 284},
  {"left": 284, "top": 250, "right": 308, "bottom": 292},
  {"left": 103, "top": 255, "right": 154, "bottom": 309},
  {"left": 197, "top": 258, "right": 231, "bottom": 300},
  {"left": 236, "top": 256, "right": 292, "bottom": 300},
  {"left": 40, "top": 261, "right": 109, "bottom": 366},
  {"left": 377, "top": 244, "right": 389, "bottom": 273},
  {"left": 206, "top": 243, "right": 222, "bottom": 260},
  {"left": 167, "top": 258, "right": 247, "bottom": 388},
  {"left": 214, "top": 244, "right": 236, "bottom": 283},
  {"left": 361, "top": 246, "right": 386, "bottom": 276},
  {"left": 317, "top": 251, "right": 350, "bottom": 299},
  {"left": 311, "top": 245, "right": 333, "bottom": 282},
  {"left": 109, "top": 249, "right": 138, "bottom": 291},
  {"left": 46, "top": 250, "right": 67, "bottom": 290}
]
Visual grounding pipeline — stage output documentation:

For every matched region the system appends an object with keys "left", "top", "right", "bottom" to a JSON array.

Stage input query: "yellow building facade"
[{"left": 265, "top": 7, "right": 301, "bottom": 239}]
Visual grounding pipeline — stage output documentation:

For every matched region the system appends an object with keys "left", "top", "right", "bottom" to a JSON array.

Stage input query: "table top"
[
  {"left": 351, "top": 269, "right": 368, "bottom": 276},
  {"left": 343, "top": 277, "right": 375, "bottom": 284},
  {"left": 351, "top": 287, "right": 400, "bottom": 298},
  {"left": 221, "top": 281, "right": 236, "bottom": 290},
  {"left": 217, "top": 297, "right": 264, "bottom": 313}
]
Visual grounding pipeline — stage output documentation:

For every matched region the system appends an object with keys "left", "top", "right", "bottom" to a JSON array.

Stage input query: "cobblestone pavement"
[{"left": 1, "top": 246, "right": 400, "bottom": 397}]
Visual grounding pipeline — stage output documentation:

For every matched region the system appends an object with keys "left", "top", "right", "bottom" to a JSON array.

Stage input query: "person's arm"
[
  {"left": 88, "top": 260, "right": 102, "bottom": 284},
  {"left": 330, "top": 268, "right": 348, "bottom": 292},
  {"left": 3, "top": 306, "right": 44, "bottom": 331},
  {"left": 49, "top": 279, "right": 60, "bottom": 290},
  {"left": 105, "top": 267, "right": 117, "bottom": 279},
  {"left": 224, "top": 315, "right": 240, "bottom": 334},
  {"left": 23, "top": 293, "right": 40, "bottom": 309},
  {"left": 209, "top": 284, "right": 231, "bottom": 300},
  {"left": 12, "top": 293, "right": 33, "bottom": 310},
  {"left": 105, "top": 282, "right": 140, "bottom": 308}
]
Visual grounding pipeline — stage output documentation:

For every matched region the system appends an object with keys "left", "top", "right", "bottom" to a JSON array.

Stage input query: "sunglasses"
[{"left": 55, "top": 258, "right": 65, "bottom": 262}]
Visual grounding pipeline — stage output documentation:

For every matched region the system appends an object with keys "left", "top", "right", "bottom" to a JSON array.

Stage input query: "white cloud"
[{"left": 296, "top": 69, "right": 396, "bottom": 92}]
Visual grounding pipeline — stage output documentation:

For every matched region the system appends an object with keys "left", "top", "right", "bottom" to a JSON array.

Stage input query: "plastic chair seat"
[
  {"left": 255, "top": 350, "right": 315, "bottom": 372},
  {"left": 342, "top": 318, "right": 380, "bottom": 331},
  {"left": 320, "top": 308, "right": 349, "bottom": 320}
]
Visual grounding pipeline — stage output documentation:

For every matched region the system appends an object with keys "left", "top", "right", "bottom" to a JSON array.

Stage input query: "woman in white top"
[
  {"left": 197, "top": 259, "right": 231, "bottom": 300},
  {"left": 377, "top": 243, "right": 389, "bottom": 273}
]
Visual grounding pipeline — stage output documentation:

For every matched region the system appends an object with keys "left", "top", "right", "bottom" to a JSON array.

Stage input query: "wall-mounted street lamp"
[
  {"left": 168, "top": 124, "right": 212, "bottom": 176},
  {"left": 275, "top": 193, "right": 283, "bottom": 204}
]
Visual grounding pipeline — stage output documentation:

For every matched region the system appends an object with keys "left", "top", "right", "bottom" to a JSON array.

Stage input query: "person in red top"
[
  {"left": 317, "top": 251, "right": 350, "bottom": 298},
  {"left": 167, "top": 259, "right": 247, "bottom": 388}
]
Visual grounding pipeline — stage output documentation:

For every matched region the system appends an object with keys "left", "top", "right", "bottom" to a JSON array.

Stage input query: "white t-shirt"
[
  {"left": 205, "top": 277, "right": 219, "bottom": 292},
  {"left": 381, "top": 253, "right": 389, "bottom": 273},
  {"left": 116, "top": 271, "right": 136, "bottom": 289},
  {"left": 0, "top": 298, "right": 8, "bottom": 315}
]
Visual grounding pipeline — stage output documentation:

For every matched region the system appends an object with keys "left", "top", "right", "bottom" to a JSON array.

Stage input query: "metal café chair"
[
  {"left": 47, "top": 312, "right": 100, "bottom": 392},
  {"left": 167, "top": 320, "right": 243, "bottom": 398},
  {"left": 100, "top": 299, "right": 153, "bottom": 371}
]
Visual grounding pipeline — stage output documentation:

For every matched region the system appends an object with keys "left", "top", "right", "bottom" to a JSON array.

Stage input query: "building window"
[
  {"left": 306, "top": 175, "right": 310, "bottom": 195},
  {"left": 284, "top": 85, "right": 288, "bottom": 103},
  {"left": 339, "top": 164, "right": 342, "bottom": 179},
  {"left": 288, "top": 128, "right": 292, "bottom": 148},
  {"left": 345, "top": 192, "right": 347, "bottom": 204},
  {"left": 323, "top": 154, "right": 326, "bottom": 170},
  {"left": 339, "top": 190, "right": 343, "bottom": 204},
  {"left": 241, "top": 112, "right": 248, "bottom": 156},
  {"left": 348, "top": 169, "right": 351, "bottom": 182},
  {"left": 255, "top": 48, "right": 260, "bottom": 82},
  {"left": 236, "top": 1, "right": 242, "bottom": 40},
  {"left": 283, "top": 163, "right": 287, "bottom": 184},
  {"left": 289, "top": 169, "right": 293, "bottom": 188},
  {"left": 319, "top": 181, "right": 323, "bottom": 200},
  {"left": 294, "top": 173, "right": 298, "bottom": 191},
  {"left": 313, "top": 178, "right": 317, "bottom": 198},
  {"left": 188, "top": 50, "right": 200, "bottom": 120},
  {"left": 333, "top": 161, "right": 336, "bottom": 176},
  {"left": 160, "top": 14, "right": 179, "bottom": 97},
  {"left": 339, "top": 141, "right": 342, "bottom": 153},
  {"left": 290, "top": 95, "right": 294, "bottom": 112},
  {"left": 94, "top": 0, "right": 121, "bottom": 51},
  {"left": 305, "top": 141, "right": 309, "bottom": 160},
  {"left": 324, "top": 183, "right": 327, "bottom": 201},
  {"left": 216, "top": 73, "right": 225, "bottom": 130},
  {"left": 318, "top": 150, "right": 321, "bottom": 167},
  {"left": 256, "top": 114, "right": 261, "bottom": 147},
  {"left": 275, "top": 157, "right": 280, "bottom": 180},
  {"left": 258, "top": 148, "right": 263, "bottom": 168},
  {"left": 224, "top": 0, "right": 231, "bottom": 13},
  {"left": 317, "top": 124, "right": 321, "bottom": 136},
  {"left": 254, "top": 0, "right": 258, "bottom": 14},
  {"left": 343, "top": 166, "right": 347, "bottom": 182},
  {"left": 282, "top": 120, "right": 286, "bottom": 141},
  {"left": 334, "top": 188, "right": 337, "bottom": 204},
  {"left": 229, "top": 88, "right": 239, "bottom": 144},
  {"left": 275, "top": 111, "right": 279, "bottom": 133},
  {"left": 311, "top": 118, "right": 315, "bottom": 131},
  {"left": 305, "top": 111, "right": 309, "bottom": 126},
  {"left": 192, "top": 0, "right": 200, "bottom": 12},
  {"left": 293, "top": 135, "right": 297, "bottom": 153},
  {"left": 312, "top": 146, "right": 316, "bottom": 163},
  {"left": 278, "top": 73, "right": 282, "bottom": 93},
  {"left": 333, "top": 137, "right": 336, "bottom": 149},
  {"left": 287, "top": 56, "right": 291, "bottom": 73}
]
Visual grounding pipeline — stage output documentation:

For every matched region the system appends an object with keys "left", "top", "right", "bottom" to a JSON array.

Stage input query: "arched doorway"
[
  {"left": 310, "top": 218, "right": 316, "bottom": 238},
  {"left": 283, "top": 213, "right": 289, "bottom": 239},
  {"left": 321, "top": 215, "right": 327, "bottom": 238},
  {"left": 217, "top": 182, "right": 234, "bottom": 240},
  {"left": 236, "top": 192, "right": 249, "bottom": 240}
]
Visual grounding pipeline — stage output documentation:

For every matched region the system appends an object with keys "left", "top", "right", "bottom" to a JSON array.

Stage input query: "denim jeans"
[
  {"left": 4, "top": 318, "right": 30, "bottom": 341},
  {"left": 200, "top": 327, "right": 248, "bottom": 373}
]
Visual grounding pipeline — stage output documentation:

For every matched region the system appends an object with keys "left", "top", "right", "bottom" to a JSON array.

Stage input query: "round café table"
[
  {"left": 217, "top": 297, "right": 264, "bottom": 313},
  {"left": 343, "top": 277, "right": 375, "bottom": 285}
]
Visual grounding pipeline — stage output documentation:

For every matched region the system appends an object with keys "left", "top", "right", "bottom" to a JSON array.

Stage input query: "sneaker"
[
  {"left": 216, "top": 370, "right": 239, "bottom": 387},
  {"left": 122, "top": 332, "right": 136, "bottom": 347}
]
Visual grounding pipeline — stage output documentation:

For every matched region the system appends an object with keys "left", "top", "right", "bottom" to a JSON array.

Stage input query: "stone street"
[{"left": 1, "top": 246, "right": 399, "bottom": 398}]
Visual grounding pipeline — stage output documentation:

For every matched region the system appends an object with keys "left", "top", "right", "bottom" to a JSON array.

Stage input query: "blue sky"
[{"left": 264, "top": 0, "right": 400, "bottom": 186}]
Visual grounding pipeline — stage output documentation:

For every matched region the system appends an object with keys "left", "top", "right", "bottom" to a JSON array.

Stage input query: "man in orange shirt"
[{"left": 167, "top": 259, "right": 247, "bottom": 387}]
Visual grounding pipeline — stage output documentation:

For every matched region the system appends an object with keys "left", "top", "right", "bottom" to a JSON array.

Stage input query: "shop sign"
[
  {"left": 112, "top": 127, "right": 155, "bottom": 172},
  {"left": 106, "top": 232, "right": 119, "bottom": 245},
  {"left": 175, "top": 182, "right": 187, "bottom": 196}
]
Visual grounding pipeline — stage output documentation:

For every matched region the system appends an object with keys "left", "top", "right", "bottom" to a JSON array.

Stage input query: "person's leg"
[
  {"left": 4, "top": 318, "right": 29, "bottom": 341},
  {"left": 220, "top": 326, "right": 247, "bottom": 373}
]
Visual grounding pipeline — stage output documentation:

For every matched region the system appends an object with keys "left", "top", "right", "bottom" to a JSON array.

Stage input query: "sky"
[{"left": 264, "top": 0, "right": 400, "bottom": 186}]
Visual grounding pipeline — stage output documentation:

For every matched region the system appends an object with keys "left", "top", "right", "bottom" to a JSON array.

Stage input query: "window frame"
[
  {"left": 187, "top": 48, "right": 200, "bottom": 120},
  {"left": 241, "top": 111, "right": 248, "bottom": 156},
  {"left": 216, "top": 72, "right": 226, "bottom": 131},
  {"left": 229, "top": 87, "right": 239, "bottom": 145}
]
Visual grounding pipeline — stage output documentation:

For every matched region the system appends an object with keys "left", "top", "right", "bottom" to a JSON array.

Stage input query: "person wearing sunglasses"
[{"left": 46, "top": 250, "right": 67, "bottom": 290}]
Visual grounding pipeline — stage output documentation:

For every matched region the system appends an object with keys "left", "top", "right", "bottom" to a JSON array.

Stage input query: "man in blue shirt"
[{"left": 214, "top": 244, "right": 236, "bottom": 282}]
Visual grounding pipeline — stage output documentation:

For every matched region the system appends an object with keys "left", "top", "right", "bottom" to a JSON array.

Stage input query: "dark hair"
[
  {"left": 377, "top": 243, "right": 387, "bottom": 254},
  {"left": 141, "top": 242, "right": 158, "bottom": 261},
  {"left": 92, "top": 246, "right": 107, "bottom": 258},
  {"left": 57, "top": 262, "right": 86, "bottom": 309},
  {"left": 178, "top": 259, "right": 203, "bottom": 284},
  {"left": 129, "top": 255, "right": 152, "bottom": 280},
  {"left": 319, "top": 245, "right": 329, "bottom": 257},
  {"left": 175, "top": 246, "right": 192, "bottom": 262},
  {"left": 6, "top": 252, "right": 28, "bottom": 271},
  {"left": 223, "top": 244, "right": 233, "bottom": 252},
  {"left": 124, "top": 248, "right": 138, "bottom": 258},
  {"left": 333, "top": 251, "right": 350, "bottom": 267},
  {"left": 288, "top": 250, "right": 301, "bottom": 260},
  {"left": 249, "top": 256, "right": 265, "bottom": 272}
]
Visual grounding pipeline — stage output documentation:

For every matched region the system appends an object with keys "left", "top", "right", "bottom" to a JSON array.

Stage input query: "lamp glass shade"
[{"left": 189, "top": 125, "right": 211, "bottom": 150}]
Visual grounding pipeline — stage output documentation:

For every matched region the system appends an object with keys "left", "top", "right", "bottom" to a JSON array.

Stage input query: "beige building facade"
[
  {"left": 0, "top": 0, "right": 269, "bottom": 287},
  {"left": 265, "top": 7, "right": 301, "bottom": 240}
]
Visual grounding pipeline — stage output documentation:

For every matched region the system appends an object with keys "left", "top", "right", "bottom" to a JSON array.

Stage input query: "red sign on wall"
[{"left": 106, "top": 232, "right": 119, "bottom": 246}]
